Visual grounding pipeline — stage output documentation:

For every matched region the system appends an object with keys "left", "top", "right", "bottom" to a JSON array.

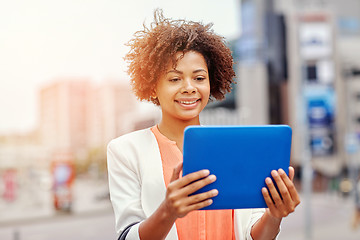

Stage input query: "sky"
[{"left": 0, "top": 0, "right": 241, "bottom": 134}]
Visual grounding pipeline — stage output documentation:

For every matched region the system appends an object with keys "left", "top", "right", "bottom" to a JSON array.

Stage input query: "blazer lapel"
[
  {"left": 139, "top": 129, "right": 178, "bottom": 239},
  {"left": 140, "top": 129, "right": 166, "bottom": 216}
]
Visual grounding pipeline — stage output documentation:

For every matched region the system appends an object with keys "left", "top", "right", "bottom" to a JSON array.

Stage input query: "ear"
[{"left": 151, "top": 89, "right": 157, "bottom": 99}]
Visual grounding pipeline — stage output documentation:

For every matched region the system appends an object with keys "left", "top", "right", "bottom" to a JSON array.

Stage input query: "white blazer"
[{"left": 107, "top": 128, "right": 266, "bottom": 240}]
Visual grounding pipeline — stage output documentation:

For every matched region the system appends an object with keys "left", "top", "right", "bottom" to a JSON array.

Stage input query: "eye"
[
  {"left": 169, "top": 78, "right": 180, "bottom": 82},
  {"left": 195, "top": 77, "right": 206, "bottom": 81}
]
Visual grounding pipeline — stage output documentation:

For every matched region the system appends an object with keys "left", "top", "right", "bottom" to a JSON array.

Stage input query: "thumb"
[{"left": 170, "top": 162, "right": 183, "bottom": 182}]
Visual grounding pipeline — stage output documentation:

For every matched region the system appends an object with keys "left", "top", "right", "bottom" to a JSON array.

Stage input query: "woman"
[{"left": 107, "top": 9, "right": 300, "bottom": 240}]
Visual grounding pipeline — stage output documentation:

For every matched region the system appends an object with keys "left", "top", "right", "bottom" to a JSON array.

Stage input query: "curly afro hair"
[{"left": 125, "top": 9, "right": 235, "bottom": 105}]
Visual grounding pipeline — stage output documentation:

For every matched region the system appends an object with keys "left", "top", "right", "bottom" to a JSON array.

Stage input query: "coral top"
[{"left": 151, "top": 126, "right": 235, "bottom": 240}]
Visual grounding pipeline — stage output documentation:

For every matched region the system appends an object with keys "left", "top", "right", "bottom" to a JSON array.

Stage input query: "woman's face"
[{"left": 155, "top": 51, "right": 210, "bottom": 123}]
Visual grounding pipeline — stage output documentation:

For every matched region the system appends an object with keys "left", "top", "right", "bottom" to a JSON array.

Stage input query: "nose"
[{"left": 181, "top": 78, "right": 197, "bottom": 94}]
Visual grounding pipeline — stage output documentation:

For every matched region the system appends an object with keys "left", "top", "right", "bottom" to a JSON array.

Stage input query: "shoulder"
[
  {"left": 107, "top": 128, "right": 158, "bottom": 171},
  {"left": 108, "top": 128, "right": 155, "bottom": 151}
]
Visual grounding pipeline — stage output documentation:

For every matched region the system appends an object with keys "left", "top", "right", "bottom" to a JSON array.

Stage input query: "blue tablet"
[{"left": 182, "top": 125, "right": 292, "bottom": 210}]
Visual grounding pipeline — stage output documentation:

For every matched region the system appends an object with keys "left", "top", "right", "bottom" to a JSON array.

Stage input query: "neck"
[{"left": 157, "top": 115, "right": 200, "bottom": 152}]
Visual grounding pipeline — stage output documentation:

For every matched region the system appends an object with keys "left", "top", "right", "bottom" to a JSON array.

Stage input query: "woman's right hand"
[
  {"left": 163, "top": 162, "right": 218, "bottom": 219},
  {"left": 139, "top": 163, "right": 218, "bottom": 240}
]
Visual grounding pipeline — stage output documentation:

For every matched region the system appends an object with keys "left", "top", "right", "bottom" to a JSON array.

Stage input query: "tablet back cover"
[{"left": 182, "top": 125, "right": 292, "bottom": 210}]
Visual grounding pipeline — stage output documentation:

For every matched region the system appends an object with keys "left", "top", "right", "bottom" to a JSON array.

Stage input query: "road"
[
  {"left": 0, "top": 211, "right": 117, "bottom": 240},
  {"left": 280, "top": 192, "right": 360, "bottom": 240},
  {"left": 1, "top": 177, "right": 360, "bottom": 240}
]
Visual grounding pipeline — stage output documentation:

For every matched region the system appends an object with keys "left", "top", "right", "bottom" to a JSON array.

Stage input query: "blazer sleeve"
[
  {"left": 238, "top": 208, "right": 280, "bottom": 240},
  {"left": 107, "top": 139, "right": 146, "bottom": 239},
  {"left": 234, "top": 208, "right": 266, "bottom": 240},
  {"left": 246, "top": 208, "right": 265, "bottom": 240}
]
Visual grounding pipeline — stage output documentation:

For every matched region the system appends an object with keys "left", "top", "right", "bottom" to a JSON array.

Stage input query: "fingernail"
[
  {"left": 278, "top": 168, "right": 285, "bottom": 175},
  {"left": 266, "top": 178, "right": 272, "bottom": 184},
  {"left": 203, "top": 170, "right": 210, "bottom": 176},
  {"left": 208, "top": 174, "right": 216, "bottom": 181},
  {"left": 271, "top": 170, "right": 278, "bottom": 177},
  {"left": 211, "top": 189, "right": 219, "bottom": 196}
]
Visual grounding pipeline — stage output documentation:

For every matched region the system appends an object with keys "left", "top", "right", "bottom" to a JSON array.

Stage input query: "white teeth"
[{"left": 179, "top": 100, "right": 198, "bottom": 104}]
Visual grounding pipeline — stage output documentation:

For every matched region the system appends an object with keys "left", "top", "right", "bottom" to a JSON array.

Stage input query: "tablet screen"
[{"left": 182, "top": 125, "right": 292, "bottom": 210}]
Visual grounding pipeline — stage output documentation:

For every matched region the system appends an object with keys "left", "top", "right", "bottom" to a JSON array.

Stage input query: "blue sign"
[{"left": 304, "top": 85, "right": 336, "bottom": 156}]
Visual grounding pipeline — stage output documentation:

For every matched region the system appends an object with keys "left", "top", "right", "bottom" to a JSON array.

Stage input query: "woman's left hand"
[{"left": 262, "top": 166, "right": 301, "bottom": 219}]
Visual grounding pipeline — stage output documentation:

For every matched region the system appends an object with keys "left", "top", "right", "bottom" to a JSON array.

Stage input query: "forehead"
[{"left": 166, "top": 51, "right": 208, "bottom": 71}]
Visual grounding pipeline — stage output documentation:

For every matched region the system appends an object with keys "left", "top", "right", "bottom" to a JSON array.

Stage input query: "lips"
[{"left": 175, "top": 98, "right": 201, "bottom": 108}]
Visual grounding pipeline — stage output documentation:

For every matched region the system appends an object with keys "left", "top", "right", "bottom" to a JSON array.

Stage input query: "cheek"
[
  {"left": 203, "top": 82, "right": 211, "bottom": 98},
  {"left": 201, "top": 86, "right": 211, "bottom": 104}
]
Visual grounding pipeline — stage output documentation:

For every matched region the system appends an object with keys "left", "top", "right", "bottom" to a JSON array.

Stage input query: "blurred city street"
[
  {"left": 0, "top": 177, "right": 117, "bottom": 240},
  {"left": 280, "top": 193, "right": 360, "bottom": 240},
  {"left": 1, "top": 0, "right": 360, "bottom": 240},
  {"left": 0, "top": 211, "right": 116, "bottom": 240},
  {"left": 1, "top": 178, "right": 360, "bottom": 240}
]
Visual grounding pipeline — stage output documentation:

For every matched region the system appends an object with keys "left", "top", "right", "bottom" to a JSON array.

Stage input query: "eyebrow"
[{"left": 166, "top": 69, "right": 208, "bottom": 74}]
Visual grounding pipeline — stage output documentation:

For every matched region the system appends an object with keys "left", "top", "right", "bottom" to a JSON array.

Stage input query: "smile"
[{"left": 178, "top": 99, "right": 200, "bottom": 105}]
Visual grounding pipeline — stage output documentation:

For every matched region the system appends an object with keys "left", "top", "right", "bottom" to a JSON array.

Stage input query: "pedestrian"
[{"left": 107, "top": 9, "right": 300, "bottom": 240}]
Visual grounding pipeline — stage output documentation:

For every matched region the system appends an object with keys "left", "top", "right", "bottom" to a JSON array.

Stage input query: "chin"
[{"left": 177, "top": 113, "right": 202, "bottom": 122}]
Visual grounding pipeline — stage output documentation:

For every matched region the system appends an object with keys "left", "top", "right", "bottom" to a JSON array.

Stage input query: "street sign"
[{"left": 51, "top": 152, "right": 74, "bottom": 212}]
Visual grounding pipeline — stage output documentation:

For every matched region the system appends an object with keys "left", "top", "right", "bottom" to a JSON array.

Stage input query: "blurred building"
[
  {"left": 39, "top": 79, "right": 92, "bottom": 157},
  {"left": 0, "top": 132, "right": 50, "bottom": 206},
  {"left": 0, "top": 78, "right": 144, "bottom": 214},
  {"left": 231, "top": 0, "right": 360, "bottom": 180},
  {"left": 39, "top": 78, "right": 137, "bottom": 162},
  {"left": 0, "top": 131, "right": 43, "bottom": 170},
  {"left": 88, "top": 80, "right": 137, "bottom": 148}
]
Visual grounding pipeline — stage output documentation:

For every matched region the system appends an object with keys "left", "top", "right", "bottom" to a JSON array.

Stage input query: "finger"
[
  {"left": 181, "top": 174, "right": 216, "bottom": 196},
  {"left": 288, "top": 166, "right": 295, "bottom": 182},
  {"left": 170, "top": 162, "right": 183, "bottom": 182},
  {"left": 271, "top": 170, "right": 292, "bottom": 206},
  {"left": 176, "top": 169, "right": 211, "bottom": 188},
  {"left": 265, "top": 177, "right": 285, "bottom": 209},
  {"left": 262, "top": 187, "right": 278, "bottom": 214},
  {"left": 183, "top": 198, "right": 214, "bottom": 213},
  {"left": 279, "top": 169, "right": 300, "bottom": 205},
  {"left": 185, "top": 189, "right": 218, "bottom": 206}
]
